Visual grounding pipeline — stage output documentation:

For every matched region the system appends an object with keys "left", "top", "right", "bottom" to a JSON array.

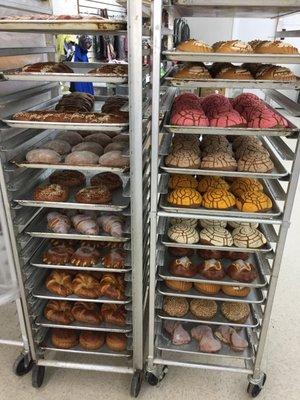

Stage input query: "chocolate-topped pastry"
[
  {"left": 75, "top": 185, "right": 112, "bottom": 204},
  {"left": 169, "top": 256, "right": 198, "bottom": 278},
  {"left": 168, "top": 223, "right": 199, "bottom": 244},
  {"left": 197, "top": 249, "right": 224, "bottom": 260},
  {"left": 237, "top": 153, "right": 274, "bottom": 173},
  {"left": 232, "top": 227, "right": 266, "bottom": 249},
  {"left": 49, "top": 170, "right": 86, "bottom": 187},
  {"left": 200, "top": 227, "right": 233, "bottom": 247},
  {"left": 165, "top": 149, "right": 201, "bottom": 169},
  {"left": 199, "top": 259, "right": 225, "bottom": 280},
  {"left": 227, "top": 259, "right": 258, "bottom": 283},
  {"left": 200, "top": 152, "right": 237, "bottom": 171},
  {"left": 225, "top": 251, "right": 249, "bottom": 261},
  {"left": 168, "top": 247, "right": 194, "bottom": 257},
  {"left": 90, "top": 172, "right": 122, "bottom": 191}
]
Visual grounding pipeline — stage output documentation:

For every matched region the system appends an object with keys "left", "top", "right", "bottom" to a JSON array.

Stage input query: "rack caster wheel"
[
  {"left": 130, "top": 370, "right": 143, "bottom": 398},
  {"left": 32, "top": 365, "right": 45, "bottom": 388},
  {"left": 146, "top": 365, "right": 168, "bottom": 386},
  {"left": 13, "top": 353, "right": 33, "bottom": 376},
  {"left": 247, "top": 373, "right": 266, "bottom": 398}
]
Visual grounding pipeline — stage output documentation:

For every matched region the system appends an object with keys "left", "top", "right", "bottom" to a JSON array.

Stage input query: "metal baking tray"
[
  {"left": 12, "top": 161, "right": 129, "bottom": 173},
  {"left": 14, "top": 186, "right": 129, "bottom": 212},
  {"left": 163, "top": 50, "right": 300, "bottom": 65},
  {"left": 158, "top": 252, "right": 267, "bottom": 288},
  {"left": 156, "top": 328, "right": 252, "bottom": 360},
  {"left": 30, "top": 243, "right": 131, "bottom": 273},
  {"left": 41, "top": 332, "right": 131, "bottom": 358},
  {"left": 36, "top": 315, "right": 132, "bottom": 334},
  {"left": 157, "top": 281, "right": 264, "bottom": 304}
]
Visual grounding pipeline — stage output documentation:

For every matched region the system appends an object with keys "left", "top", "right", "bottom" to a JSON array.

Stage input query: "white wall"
[
  {"left": 52, "top": 0, "right": 78, "bottom": 14},
  {"left": 185, "top": 17, "right": 234, "bottom": 44}
]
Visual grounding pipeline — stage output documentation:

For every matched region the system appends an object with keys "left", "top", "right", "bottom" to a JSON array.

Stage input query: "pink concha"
[
  {"left": 247, "top": 111, "right": 280, "bottom": 128},
  {"left": 242, "top": 104, "right": 269, "bottom": 120},
  {"left": 209, "top": 110, "right": 247, "bottom": 127},
  {"left": 231, "top": 93, "right": 260, "bottom": 108},
  {"left": 171, "top": 108, "right": 209, "bottom": 126},
  {"left": 201, "top": 94, "right": 232, "bottom": 113},
  {"left": 173, "top": 93, "right": 201, "bottom": 105}
]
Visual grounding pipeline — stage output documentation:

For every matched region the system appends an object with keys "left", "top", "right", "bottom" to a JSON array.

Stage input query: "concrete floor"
[{"left": 0, "top": 190, "right": 299, "bottom": 400}]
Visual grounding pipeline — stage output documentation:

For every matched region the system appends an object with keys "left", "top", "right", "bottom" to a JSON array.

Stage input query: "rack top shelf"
[{"left": 169, "top": 1, "right": 300, "bottom": 18}]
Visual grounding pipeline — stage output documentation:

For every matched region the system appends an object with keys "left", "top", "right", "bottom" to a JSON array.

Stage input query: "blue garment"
[{"left": 70, "top": 44, "right": 94, "bottom": 95}]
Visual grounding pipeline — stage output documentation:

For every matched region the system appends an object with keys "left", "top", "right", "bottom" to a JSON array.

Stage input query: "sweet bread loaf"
[
  {"left": 49, "top": 170, "right": 86, "bottom": 187},
  {"left": 44, "top": 300, "right": 74, "bottom": 324},
  {"left": 168, "top": 222, "right": 199, "bottom": 244},
  {"left": 65, "top": 150, "right": 99, "bottom": 165},
  {"left": 47, "top": 212, "right": 71, "bottom": 233},
  {"left": 71, "top": 302, "right": 102, "bottom": 325},
  {"left": 215, "top": 66, "right": 253, "bottom": 80},
  {"left": 169, "top": 256, "right": 198, "bottom": 278},
  {"left": 209, "top": 62, "right": 233, "bottom": 78},
  {"left": 72, "top": 141, "right": 104, "bottom": 156},
  {"left": 190, "top": 299, "right": 217, "bottom": 320},
  {"left": 174, "top": 64, "right": 211, "bottom": 79},
  {"left": 106, "top": 333, "right": 127, "bottom": 352},
  {"left": 75, "top": 185, "right": 112, "bottom": 204},
  {"left": 45, "top": 270, "right": 73, "bottom": 296},
  {"left": 163, "top": 296, "right": 189, "bottom": 317},
  {"left": 43, "top": 139, "right": 71, "bottom": 155},
  {"left": 177, "top": 39, "right": 212, "bottom": 53},
  {"left": 254, "top": 40, "right": 298, "bottom": 54},
  {"left": 101, "top": 96, "right": 127, "bottom": 113},
  {"left": 88, "top": 64, "right": 128, "bottom": 76},
  {"left": 212, "top": 40, "right": 253, "bottom": 54},
  {"left": 98, "top": 150, "right": 130, "bottom": 168},
  {"left": 70, "top": 247, "right": 100, "bottom": 267},
  {"left": 26, "top": 148, "right": 61, "bottom": 164},
  {"left": 227, "top": 259, "right": 258, "bottom": 283},
  {"left": 200, "top": 227, "right": 233, "bottom": 247},
  {"left": 33, "top": 183, "right": 69, "bottom": 202},
  {"left": 51, "top": 328, "right": 78, "bottom": 349},
  {"left": 71, "top": 215, "right": 99, "bottom": 235},
  {"left": 202, "top": 189, "right": 236, "bottom": 209},
  {"left": 22, "top": 62, "right": 74, "bottom": 73},
  {"left": 255, "top": 65, "right": 296, "bottom": 81},
  {"left": 72, "top": 273, "right": 101, "bottom": 299},
  {"left": 79, "top": 331, "right": 105, "bottom": 350},
  {"left": 56, "top": 93, "right": 94, "bottom": 113},
  {"left": 91, "top": 172, "right": 122, "bottom": 190},
  {"left": 199, "top": 259, "right": 225, "bottom": 280},
  {"left": 101, "top": 304, "right": 127, "bottom": 326}
]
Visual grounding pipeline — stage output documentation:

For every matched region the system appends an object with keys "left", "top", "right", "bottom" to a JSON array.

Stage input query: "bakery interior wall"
[{"left": 52, "top": 0, "right": 78, "bottom": 14}]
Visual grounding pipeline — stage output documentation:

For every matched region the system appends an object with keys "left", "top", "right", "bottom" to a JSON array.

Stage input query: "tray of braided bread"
[
  {"left": 1, "top": 62, "right": 128, "bottom": 84},
  {"left": 164, "top": 92, "right": 297, "bottom": 136},
  {"left": 0, "top": 14, "right": 126, "bottom": 34}
]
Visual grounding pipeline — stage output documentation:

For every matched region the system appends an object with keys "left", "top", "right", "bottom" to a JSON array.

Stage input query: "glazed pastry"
[
  {"left": 84, "top": 133, "right": 111, "bottom": 147},
  {"left": 45, "top": 270, "right": 73, "bottom": 296},
  {"left": 220, "top": 301, "right": 250, "bottom": 323},
  {"left": 71, "top": 214, "right": 99, "bottom": 235},
  {"left": 98, "top": 150, "right": 130, "bottom": 168},
  {"left": 71, "top": 302, "right": 102, "bottom": 325},
  {"left": 194, "top": 282, "right": 221, "bottom": 295},
  {"left": 101, "top": 304, "right": 126, "bottom": 326},
  {"left": 168, "top": 223, "right": 199, "bottom": 244},
  {"left": 226, "top": 251, "right": 249, "bottom": 261},
  {"left": 75, "top": 185, "right": 112, "bottom": 204},
  {"left": 101, "top": 249, "right": 126, "bottom": 269},
  {"left": 79, "top": 331, "right": 105, "bottom": 350},
  {"left": 97, "top": 215, "right": 123, "bottom": 237},
  {"left": 199, "top": 220, "right": 227, "bottom": 229},
  {"left": 162, "top": 296, "right": 189, "bottom": 317},
  {"left": 44, "top": 300, "right": 74, "bottom": 324},
  {"left": 227, "top": 260, "right": 258, "bottom": 283},
  {"left": 191, "top": 325, "right": 221, "bottom": 353},
  {"left": 171, "top": 323, "right": 191, "bottom": 346},
  {"left": 200, "top": 153, "right": 237, "bottom": 171},
  {"left": 177, "top": 39, "right": 212, "bottom": 53},
  {"left": 99, "top": 273, "right": 126, "bottom": 300},
  {"left": 26, "top": 148, "right": 61, "bottom": 164},
  {"left": 167, "top": 188, "right": 202, "bottom": 207},
  {"left": 43, "top": 139, "right": 71, "bottom": 155},
  {"left": 170, "top": 218, "right": 197, "bottom": 228},
  {"left": 200, "top": 227, "right": 233, "bottom": 247},
  {"left": 165, "top": 149, "right": 201, "bottom": 169},
  {"left": 165, "top": 279, "right": 193, "bottom": 292},
  {"left": 232, "top": 226, "right": 267, "bottom": 248},
  {"left": 72, "top": 141, "right": 104, "bottom": 156},
  {"left": 197, "top": 249, "right": 224, "bottom": 260},
  {"left": 70, "top": 247, "right": 100, "bottom": 267},
  {"left": 237, "top": 153, "right": 274, "bottom": 173},
  {"left": 65, "top": 150, "right": 99, "bottom": 166},
  {"left": 212, "top": 40, "right": 253, "bottom": 54},
  {"left": 43, "top": 245, "right": 74, "bottom": 265},
  {"left": 34, "top": 183, "right": 69, "bottom": 202},
  {"left": 197, "top": 176, "right": 229, "bottom": 193},
  {"left": 221, "top": 285, "right": 251, "bottom": 297},
  {"left": 202, "top": 189, "right": 236, "bottom": 209},
  {"left": 72, "top": 273, "right": 101, "bottom": 299},
  {"left": 168, "top": 247, "right": 194, "bottom": 257},
  {"left": 51, "top": 328, "right": 78, "bottom": 349},
  {"left": 47, "top": 212, "right": 71, "bottom": 233},
  {"left": 169, "top": 256, "right": 198, "bottom": 278},
  {"left": 190, "top": 299, "right": 217, "bottom": 320},
  {"left": 91, "top": 172, "right": 122, "bottom": 191},
  {"left": 199, "top": 259, "right": 225, "bottom": 280},
  {"left": 235, "top": 190, "right": 273, "bottom": 212},
  {"left": 215, "top": 325, "right": 248, "bottom": 352},
  {"left": 106, "top": 333, "right": 127, "bottom": 352},
  {"left": 56, "top": 131, "right": 83, "bottom": 146},
  {"left": 230, "top": 178, "right": 263, "bottom": 197},
  {"left": 168, "top": 174, "right": 198, "bottom": 190},
  {"left": 49, "top": 170, "right": 86, "bottom": 187}
]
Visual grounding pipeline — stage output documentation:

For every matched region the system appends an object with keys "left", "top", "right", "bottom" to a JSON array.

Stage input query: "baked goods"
[
  {"left": 55, "top": 93, "right": 94, "bottom": 113},
  {"left": 220, "top": 302, "right": 250, "bottom": 323},
  {"left": 98, "top": 150, "right": 130, "bottom": 168},
  {"left": 47, "top": 212, "right": 71, "bottom": 233},
  {"left": 162, "top": 296, "right": 189, "bottom": 317},
  {"left": 49, "top": 170, "right": 86, "bottom": 187},
  {"left": 254, "top": 40, "right": 298, "bottom": 54},
  {"left": 232, "top": 226, "right": 267, "bottom": 248},
  {"left": 222, "top": 285, "right": 251, "bottom": 297},
  {"left": 65, "top": 150, "right": 99, "bottom": 165},
  {"left": 212, "top": 40, "right": 253, "bottom": 54},
  {"left": 72, "top": 273, "right": 101, "bottom": 299},
  {"left": 43, "top": 245, "right": 74, "bottom": 265},
  {"left": 168, "top": 223, "right": 199, "bottom": 244},
  {"left": 200, "top": 227, "right": 233, "bottom": 247},
  {"left": 99, "top": 273, "right": 125, "bottom": 300},
  {"left": 170, "top": 218, "right": 197, "bottom": 228},
  {"left": 226, "top": 251, "right": 249, "bottom": 261},
  {"left": 104, "top": 142, "right": 127, "bottom": 153},
  {"left": 237, "top": 153, "right": 274, "bottom": 173},
  {"left": 75, "top": 185, "right": 112, "bottom": 204},
  {"left": 70, "top": 247, "right": 100, "bottom": 267},
  {"left": 89, "top": 64, "right": 127, "bottom": 76},
  {"left": 215, "top": 325, "right": 248, "bottom": 352},
  {"left": 235, "top": 190, "right": 273, "bottom": 212},
  {"left": 227, "top": 260, "right": 258, "bottom": 283},
  {"left": 197, "top": 249, "right": 224, "bottom": 260},
  {"left": 200, "top": 153, "right": 237, "bottom": 171},
  {"left": 91, "top": 173, "right": 122, "bottom": 190},
  {"left": 72, "top": 302, "right": 102, "bottom": 325},
  {"left": 45, "top": 270, "right": 73, "bottom": 296},
  {"left": 165, "top": 149, "right": 201, "bottom": 169},
  {"left": 101, "top": 304, "right": 126, "bottom": 326},
  {"left": 79, "top": 331, "right": 105, "bottom": 350},
  {"left": 169, "top": 256, "right": 198, "bottom": 278},
  {"left": 84, "top": 133, "right": 111, "bottom": 147},
  {"left": 199, "top": 220, "right": 227, "bottom": 229},
  {"left": 199, "top": 259, "right": 225, "bottom": 280},
  {"left": 56, "top": 131, "right": 83, "bottom": 146},
  {"left": 0, "top": 14, "right": 109, "bottom": 20},
  {"left": 194, "top": 282, "right": 221, "bottom": 295},
  {"left": 101, "top": 96, "right": 127, "bottom": 114},
  {"left": 44, "top": 139, "right": 71, "bottom": 155},
  {"left": 44, "top": 300, "right": 74, "bottom": 324},
  {"left": 167, "top": 188, "right": 202, "bottom": 207},
  {"left": 72, "top": 141, "right": 104, "bottom": 156},
  {"left": 215, "top": 66, "right": 253, "bottom": 80},
  {"left": 197, "top": 176, "right": 229, "bottom": 193},
  {"left": 174, "top": 64, "right": 211, "bottom": 80},
  {"left": 106, "top": 333, "right": 127, "bottom": 352},
  {"left": 33, "top": 183, "right": 69, "bottom": 202},
  {"left": 98, "top": 215, "right": 123, "bottom": 237},
  {"left": 165, "top": 322, "right": 191, "bottom": 346},
  {"left": 202, "top": 189, "right": 235, "bottom": 209},
  {"left": 26, "top": 148, "right": 61, "bottom": 164},
  {"left": 165, "top": 279, "right": 193, "bottom": 292},
  {"left": 177, "top": 39, "right": 212, "bottom": 53},
  {"left": 13, "top": 111, "right": 127, "bottom": 123},
  {"left": 71, "top": 215, "right": 99, "bottom": 235},
  {"left": 168, "top": 174, "right": 198, "bottom": 190},
  {"left": 51, "top": 328, "right": 78, "bottom": 349},
  {"left": 255, "top": 65, "right": 296, "bottom": 81},
  {"left": 230, "top": 178, "right": 263, "bottom": 197},
  {"left": 191, "top": 325, "right": 221, "bottom": 353},
  {"left": 22, "top": 62, "right": 74, "bottom": 73},
  {"left": 101, "top": 249, "right": 126, "bottom": 269},
  {"left": 168, "top": 247, "right": 194, "bottom": 257},
  {"left": 190, "top": 299, "right": 217, "bottom": 320}
]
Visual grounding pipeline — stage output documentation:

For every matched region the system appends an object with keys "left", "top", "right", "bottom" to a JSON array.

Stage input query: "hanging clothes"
[{"left": 70, "top": 44, "right": 94, "bottom": 95}]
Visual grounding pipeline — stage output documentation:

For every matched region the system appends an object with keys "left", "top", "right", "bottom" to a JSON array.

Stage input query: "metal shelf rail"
[{"left": 147, "top": 0, "right": 300, "bottom": 397}]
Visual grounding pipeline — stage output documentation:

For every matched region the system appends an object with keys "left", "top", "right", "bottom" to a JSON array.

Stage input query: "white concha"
[
  {"left": 232, "top": 226, "right": 267, "bottom": 248},
  {"left": 167, "top": 223, "right": 199, "bottom": 244},
  {"left": 199, "top": 220, "right": 227, "bottom": 229},
  {"left": 170, "top": 217, "right": 198, "bottom": 228}
]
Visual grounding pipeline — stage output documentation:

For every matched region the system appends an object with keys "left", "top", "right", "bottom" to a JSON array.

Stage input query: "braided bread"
[
  {"left": 97, "top": 215, "right": 123, "bottom": 237},
  {"left": 99, "top": 273, "right": 126, "bottom": 300},
  {"left": 71, "top": 301, "right": 102, "bottom": 325},
  {"left": 45, "top": 270, "right": 73, "bottom": 296},
  {"left": 101, "top": 249, "right": 126, "bottom": 269},
  {"left": 71, "top": 214, "right": 99, "bottom": 235},
  {"left": 47, "top": 212, "right": 71, "bottom": 234},
  {"left": 101, "top": 304, "right": 126, "bottom": 326},
  {"left": 72, "top": 273, "right": 102, "bottom": 299},
  {"left": 44, "top": 300, "right": 74, "bottom": 324}
]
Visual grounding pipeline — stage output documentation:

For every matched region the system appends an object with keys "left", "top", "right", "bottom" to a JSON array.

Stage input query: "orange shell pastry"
[
  {"left": 198, "top": 176, "right": 229, "bottom": 193},
  {"left": 168, "top": 174, "right": 198, "bottom": 190},
  {"left": 167, "top": 188, "right": 202, "bottom": 207},
  {"left": 235, "top": 190, "right": 272, "bottom": 212},
  {"left": 230, "top": 178, "right": 263, "bottom": 197},
  {"left": 202, "top": 189, "right": 235, "bottom": 209}
]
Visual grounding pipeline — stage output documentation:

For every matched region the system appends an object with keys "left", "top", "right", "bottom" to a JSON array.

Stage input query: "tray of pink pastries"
[{"left": 165, "top": 92, "right": 297, "bottom": 136}]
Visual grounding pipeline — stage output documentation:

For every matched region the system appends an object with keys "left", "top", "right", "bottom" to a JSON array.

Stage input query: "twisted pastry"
[
  {"left": 47, "top": 211, "right": 72, "bottom": 234},
  {"left": 101, "top": 304, "right": 126, "bottom": 326},
  {"left": 97, "top": 215, "right": 123, "bottom": 237},
  {"left": 99, "top": 273, "right": 126, "bottom": 300},
  {"left": 44, "top": 300, "right": 74, "bottom": 324},
  {"left": 71, "top": 301, "right": 102, "bottom": 325},
  {"left": 72, "top": 214, "right": 99, "bottom": 235},
  {"left": 72, "top": 273, "right": 101, "bottom": 299},
  {"left": 45, "top": 270, "right": 73, "bottom": 296}
]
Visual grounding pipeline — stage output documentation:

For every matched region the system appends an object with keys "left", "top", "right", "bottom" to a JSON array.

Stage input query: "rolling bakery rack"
[
  {"left": 147, "top": 0, "right": 300, "bottom": 397},
  {"left": 0, "top": 0, "right": 150, "bottom": 397}
]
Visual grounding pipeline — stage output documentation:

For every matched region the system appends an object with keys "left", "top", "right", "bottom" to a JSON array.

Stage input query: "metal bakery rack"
[
  {"left": 147, "top": 0, "right": 300, "bottom": 397},
  {"left": 0, "top": 0, "right": 150, "bottom": 397}
]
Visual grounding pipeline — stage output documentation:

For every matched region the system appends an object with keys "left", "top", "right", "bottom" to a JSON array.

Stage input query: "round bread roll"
[
  {"left": 254, "top": 40, "right": 298, "bottom": 54},
  {"left": 165, "top": 279, "right": 193, "bottom": 292},
  {"left": 232, "top": 226, "right": 267, "bottom": 248},
  {"left": 190, "top": 299, "right": 217, "bottom": 320},
  {"left": 56, "top": 131, "right": 83, "bottom": 145},
  {"left": 104, "top": 142, "right": 127, "bottom": 153},
  {"left": 220, "top": 301, "right": 250, "bottom": 323},
  {"left": 72, "top": 141, "right": 104, "bottom": 156},
  {"left": 200, "top": 227, "right": 233, "bottom": 247},
  {"left": 162, "top": 296, "right": 189, "bottom": 317},
  {"left": 51, "top": 328, "right": 78, "bottom": 349},
  {"left": 213, "top": 40, "right": 253, "bottom": 54},
  {"left": 43, "top": 139, "right": 71, "bottom": 155},
  {"left": 98, "top": 150, "right": 130, "bottom": 168},
  {"left": 49, "top": 170, "right": 86, "bottom": 187},
  {"left": 65, "top": 150, "right": 99, "bottom": 165},
  {"left": 177, "top": 39, "right": 212, "bottom": 53},
  {"left": 168, "top": 223, "right": 199, "bottom": 244},
  {"left": 168, "top": 174, "right": 198, "bottom": 190},
  {"left": 194, "top": 282, "right": 221, "bottom": 295},
  {"left": 26, "top": 148, "right": 61, "bottom": 164},
  {"left": 106, "top": 333, "right": 127, "bottom": 352},
  {"left": 83, "top": 133, "right": 111, "bottom": 147},
  {"left": 79, "top": 331, "right": 105, "bottom": 350},
  {"left": 33, "top": 183, "right": 69, "bottom": 202},
  {"left": 221, "top": 285, "right": 251, "bottom": 297}
]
